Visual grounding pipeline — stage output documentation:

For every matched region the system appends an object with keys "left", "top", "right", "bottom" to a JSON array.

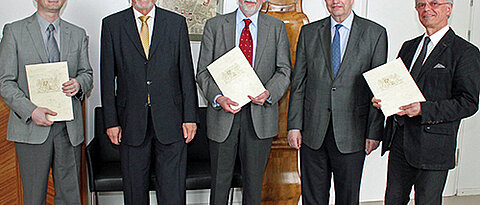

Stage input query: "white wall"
[{"left": 0, "top": 0, "right": 479, "bottom": 204}]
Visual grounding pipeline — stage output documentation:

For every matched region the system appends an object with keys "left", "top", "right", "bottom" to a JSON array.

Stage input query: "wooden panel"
[
  {"left": 0, "top": 98, "right": 87, "bottom": 205},
  {"left": 0, "top": 98, "right": 22, "bottom": 205},
  {"left": 261, "top": 1, "right": 307, "bottom": 204}
]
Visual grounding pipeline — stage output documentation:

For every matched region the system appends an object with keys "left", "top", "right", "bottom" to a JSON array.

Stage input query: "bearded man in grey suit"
[
  {"left": 287, "top": 0, "right": 387, "bottom": 204},
  {"left": 196, "top": 0, "right": 291, "bottom": 203},
  {"left": 0, "top": 0, "right": 93, "bottom": 204}
]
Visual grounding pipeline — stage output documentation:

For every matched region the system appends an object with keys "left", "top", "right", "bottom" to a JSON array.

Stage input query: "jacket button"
[
  {"left": 327, "top": 108, "right": 331, "bottom": 112},
  {"left": 332, "top": 87, "right": 336, "bottom": 91},
  {"left": 144, "top": 61, "right": 148, "bottom": 65},
  {"left": 146, "top": 81, "right": 152, "bottom": 85}
]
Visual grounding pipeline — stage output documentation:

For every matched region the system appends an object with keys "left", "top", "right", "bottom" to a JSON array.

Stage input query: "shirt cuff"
[{"left": 213, "top": 94, "right": 223, "bottom": 108}]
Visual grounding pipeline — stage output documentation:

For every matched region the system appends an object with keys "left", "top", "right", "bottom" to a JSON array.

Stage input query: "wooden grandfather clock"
[
  {"left": 261, "top": 0, "right": 309, "bottom": 204},
  {"left": 0, "top": 98, "right": 87, "bottom": 205}
]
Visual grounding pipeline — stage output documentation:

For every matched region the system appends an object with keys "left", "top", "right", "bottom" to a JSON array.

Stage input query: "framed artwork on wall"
[{"left": 156, "top": 0, "right": 223, "bottom": 41}]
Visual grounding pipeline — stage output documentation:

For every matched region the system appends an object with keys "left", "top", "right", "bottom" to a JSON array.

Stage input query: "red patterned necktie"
[{"left": 239, "top": 19, "right": 253, "bottom": 66}]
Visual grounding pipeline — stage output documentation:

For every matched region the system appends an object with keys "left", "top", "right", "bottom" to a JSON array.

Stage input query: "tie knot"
[
  {"left": 335, "top": 24, "right": 342, "bottom": 31},
  {"left": 244, "top": 19, "right": 252, "bottom": 27},
  {"left": 139, "top": 16, "right": 150, "bottom": 23},
  {"left": 424, "top": 36, "right": 431, "bottom": 44},
  {"left": 48, "top": 24, "right": 55, "bottom": 32}
]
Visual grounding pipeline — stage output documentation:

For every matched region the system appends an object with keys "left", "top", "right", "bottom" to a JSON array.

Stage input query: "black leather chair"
[{"left": 86, "top": 107, "right": 242, "bottom": 204}]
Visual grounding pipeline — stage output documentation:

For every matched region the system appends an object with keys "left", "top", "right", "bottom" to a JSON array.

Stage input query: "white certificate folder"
[
  {"left": 25, "top": 62, "right": 74, "bottom": 121},
  {"left": 207, "top": 47, "right": 266, "bottom": 110},
  {"left": 363, "top": 58, "right": 426, "bottom": 117}
]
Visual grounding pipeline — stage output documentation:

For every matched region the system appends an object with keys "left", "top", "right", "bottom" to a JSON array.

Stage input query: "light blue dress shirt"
[
  {"left": 330, "top": 12, "right": 354, "bottom": 61},
  {"left": 36, "top": 13, "right": 61, "bottom": 55},
  {"left": 235, "top": 9, "right": 259, "bottom": 68},
  {"left": 213, "top": 10, "right": 262, "bottom": 107}
]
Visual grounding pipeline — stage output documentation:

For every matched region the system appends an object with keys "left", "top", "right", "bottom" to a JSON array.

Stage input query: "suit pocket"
[{"left": 424, "top": 124, "right": 452, "bottom": 135}]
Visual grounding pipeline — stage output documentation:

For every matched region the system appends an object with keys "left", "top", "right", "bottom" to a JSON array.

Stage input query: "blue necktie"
[{"left": 332, "top": 24, "right": 342, "bottom": 77}]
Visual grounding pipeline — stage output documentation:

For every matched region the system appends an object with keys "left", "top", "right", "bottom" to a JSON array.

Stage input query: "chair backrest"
[
  {"left": 187, "top": 107, "right": 209, "bottom": 162},
  {"left": 92, "top": 107, "right": 209, "bottom": 163},
  {"left": 94, "top": 107, "right": 121, "bottom": 162}
]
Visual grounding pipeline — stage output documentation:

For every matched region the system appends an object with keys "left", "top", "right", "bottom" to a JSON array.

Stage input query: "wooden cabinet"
[{"left": 0, "top": 98, "right": 87, "bottom": 205}]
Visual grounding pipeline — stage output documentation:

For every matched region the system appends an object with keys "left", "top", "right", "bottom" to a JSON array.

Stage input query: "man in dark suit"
[
  {"left": 287, "top": 0, "right": 387, "bottom": 204},
  {"left": 0, "top": 0, "right": 93, "bottom": 204},
  {"left": 196, "top": 0, "right": 291, "bottom": 204},
  {"left": 373, "top": 0, "right": 480, "bottom": 204},
  {"left": 100, "top": 0, "right": 198, "bottom": 204}
]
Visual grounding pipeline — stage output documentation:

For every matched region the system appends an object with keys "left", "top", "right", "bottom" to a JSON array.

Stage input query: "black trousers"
[
  {"left": 120, "top": 109, "right": 187, "bottom": 205},
  {"left": 385, "top": 128, "right": 448, "bottom": 205},
  {"left": 209, "top": 105, "right": 273, "bottom": 205},
  {"left": 300, "top": 121, "right": 366, "bottom": 205}
]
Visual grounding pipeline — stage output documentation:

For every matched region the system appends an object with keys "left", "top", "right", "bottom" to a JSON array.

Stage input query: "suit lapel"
[
  {"left": 318, "top": 19, "right": 334, "bottom": 80},
  {"left": 26, "top": 14, "right": 48, "bottom": 63},
  {"left": 335, "top": 15, "right": 364, "bottom": 80},
  {"left": 400, "top": 37, "right": 422, "bottom": 70},
  {"left": 223, "top": 12, "right": 236, "bottom": 52},
  {"left": 59, "top": 20, "right": 71, "bottom": 62},
  {"left": 417, "top": 29, "right": 454, "bottom": 80},
  {"left": 253, "top": 13, "right": 270, "bottom": 70},
  {"left": 123, "top": 7, "right": 147, "bottom": 59},
  {"left": 149, "top": 7, "right": 166, "bottom": 58}
]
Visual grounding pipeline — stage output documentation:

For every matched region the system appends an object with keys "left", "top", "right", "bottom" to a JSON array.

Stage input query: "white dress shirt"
[
  {"left": 133, "top": 7, "right": 156, "bottom": 47},
  {"left": 409, "top": 25, "right": 450, "bottom": 71}
]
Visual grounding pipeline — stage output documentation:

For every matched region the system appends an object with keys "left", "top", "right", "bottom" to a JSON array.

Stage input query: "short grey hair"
[
  {"left": 415, "top": 0, "right": 453, "bottom": 4},
  {"left": 128, "top": 0, "right": 159, "bottom": 4}
]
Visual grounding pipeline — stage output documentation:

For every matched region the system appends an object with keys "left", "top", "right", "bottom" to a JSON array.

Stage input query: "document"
[
  {"left": 25, "top": 62, "right": 74, "bottom": 121},
  {"left": 363, "top": 58, "right": 425, "bottom": 117},
  {"left": 207, "top": 47, "right": 266, "bottom": 110}
]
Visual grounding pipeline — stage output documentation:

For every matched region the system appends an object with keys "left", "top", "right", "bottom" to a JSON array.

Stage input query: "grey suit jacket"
[
  {"left": 196, "top": 11, "right": 292, "bottom": 142},
  {"left": 287, "top": 14, "right": 387, "bottom": 153},
  {"left": 0, "top": 13, "right": 93, "bottom": 146}
]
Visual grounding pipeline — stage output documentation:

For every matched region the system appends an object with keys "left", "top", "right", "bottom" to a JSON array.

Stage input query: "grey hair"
[
  {"left": 415, "top": 0, "right": 453, "bottom": 4},
  {"left": 128, "top": 0, "right": 159, "bottom": 4}
]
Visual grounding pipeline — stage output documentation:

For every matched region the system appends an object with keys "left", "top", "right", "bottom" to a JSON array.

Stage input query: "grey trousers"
[
  {"left": 15, "top": 122, "right": 82, "bottom": 205},
  {"left": 209, "top": 105, "right": 273, "bottom": 205}
]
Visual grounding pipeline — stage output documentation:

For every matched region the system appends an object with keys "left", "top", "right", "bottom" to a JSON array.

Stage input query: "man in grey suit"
[
  {"left": 287, "top": 0, "right": 387, "bottom": 204},
  {"left": 196, "top": 0, "right": 291, "bottom": 204},
  {"left": 0, "top": 0, "right": 93, "bottom": 204}
]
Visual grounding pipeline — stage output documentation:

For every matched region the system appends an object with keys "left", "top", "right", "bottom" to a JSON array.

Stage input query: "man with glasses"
[{"left": 373, "top": 0, "right": 480, "bottom": 204}]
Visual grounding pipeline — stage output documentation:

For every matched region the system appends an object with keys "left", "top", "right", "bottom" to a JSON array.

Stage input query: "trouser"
[
  {"left": 15, "top": 122, "right": 82, "bottom": 205},
  {"left": 300, "top": 121, "right": 366, "bottom": 205},
  {"left": 385, "top": 128, "right": 448, "bottom": 205},
  {"left": 120, "top": 109, "right": 187, "bottom": 205},
  {"left": 209, "top": 105, "right": 273, "bottom": 205}
]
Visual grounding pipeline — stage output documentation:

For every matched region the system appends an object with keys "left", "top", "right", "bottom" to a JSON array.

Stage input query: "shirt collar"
[
  {"left": 36, "top": 12, "right": 60, "bottom": 33},
  {"left": 424, "top": 25, "right": 450, "bottom": 47},
  {"left": 236, "top": 9, "right": 259, "bottom": 28},
  {"left": 330, "top": 11, "right": 354, "bottom": 31},
  {"left": 133, "top": 6, "right": 156, "bottom": 21}
]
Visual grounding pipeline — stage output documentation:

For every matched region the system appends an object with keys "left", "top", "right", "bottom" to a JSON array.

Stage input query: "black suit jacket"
[
  {"left": 101, "top": 7, "right": 198, "bottom": 146},
  {"left": 382, "top": 29, "right": 480, "bottom": 170}
]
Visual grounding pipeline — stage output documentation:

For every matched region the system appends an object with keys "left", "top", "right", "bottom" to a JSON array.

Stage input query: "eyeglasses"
[{"left": 415, "top": 1, "right": 450, "bottom": 10}]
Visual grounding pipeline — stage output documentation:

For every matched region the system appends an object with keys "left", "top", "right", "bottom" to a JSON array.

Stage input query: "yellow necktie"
[{"left": 139, "top": 16, "right": 150, "bottom": 59}]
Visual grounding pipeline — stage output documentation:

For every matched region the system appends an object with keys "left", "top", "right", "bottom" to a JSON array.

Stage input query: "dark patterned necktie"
[
  {"left": 239, "top": 19, "right": 253, "bottom": 66},
  {"left": 47, "top": 24, "right": 60, "bottom": 63}
]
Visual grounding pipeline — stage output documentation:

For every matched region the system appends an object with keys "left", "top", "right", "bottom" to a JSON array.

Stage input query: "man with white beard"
[
  {"left": 100, "top": 0, "right": 198, "bottom": 204},
  {"left": 196, "top": 0, "right": 292, "bottom": 204}
]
